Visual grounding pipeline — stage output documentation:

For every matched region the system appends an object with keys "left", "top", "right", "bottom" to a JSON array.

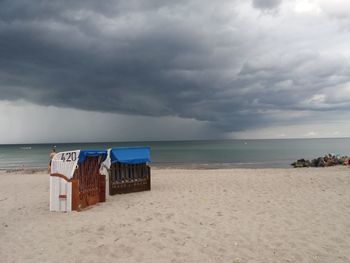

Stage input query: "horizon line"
[{"left": 1, "top": 136, "right": 350, "bottom": 146}]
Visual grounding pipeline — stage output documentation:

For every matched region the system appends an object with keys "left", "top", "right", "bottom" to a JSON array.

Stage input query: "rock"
[
  {"left": 325, "top": 160, "right": 334, "bottom": 167},
  {"left": 317, "top": 158, "right": 325, "bottom": 167},
  {"left": 310, "top": 159, "right": 317, "bottom": 167},
  {"left": 291, "top": 159, "right": 310, "bottom": 168}
]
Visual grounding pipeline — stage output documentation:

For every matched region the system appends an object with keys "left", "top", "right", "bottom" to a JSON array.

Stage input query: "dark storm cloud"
[{"left": 0, "top": 0, "right": 350, "bottom": 133}]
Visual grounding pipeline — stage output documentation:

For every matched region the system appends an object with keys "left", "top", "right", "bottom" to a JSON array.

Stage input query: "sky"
[{"left": 0, "top": 0, "right": 350, "bottom": 143}]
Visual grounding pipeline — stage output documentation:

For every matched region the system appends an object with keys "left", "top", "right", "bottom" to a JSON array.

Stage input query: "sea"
[{"left": 0, "top": 138, "right": 349, "bottom": 170}]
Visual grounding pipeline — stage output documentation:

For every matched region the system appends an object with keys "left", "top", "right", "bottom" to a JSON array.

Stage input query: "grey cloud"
[
  {"left": 252, "top": 0, "right": 282, "bottom": 10},
  {"left": 0, "top": 0, "right": 350, "bottom": 136}
]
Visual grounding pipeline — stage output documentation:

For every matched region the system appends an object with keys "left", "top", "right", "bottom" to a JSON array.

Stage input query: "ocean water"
[{"left": 0, "top": 138, "right": 349, "bottom": 170}]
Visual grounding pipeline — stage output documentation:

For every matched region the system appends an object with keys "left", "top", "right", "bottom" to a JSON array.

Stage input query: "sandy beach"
[{"left": 1, "top": 167, "right": 350, "bottom": 263}]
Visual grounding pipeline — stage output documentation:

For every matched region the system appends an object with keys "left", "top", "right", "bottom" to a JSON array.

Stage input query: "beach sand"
[{"left": 1, "top": 167, "right": 350, "bottom": 263}]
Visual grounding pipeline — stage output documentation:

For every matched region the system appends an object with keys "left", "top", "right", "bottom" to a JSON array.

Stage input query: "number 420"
[{"left": 60, "top": 152, "right": 77, "bottom": 162}]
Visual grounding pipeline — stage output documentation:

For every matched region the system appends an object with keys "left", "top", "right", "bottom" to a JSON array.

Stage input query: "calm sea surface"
[{"left": 0, "top": 138, "right": 349, "bottom": 170}]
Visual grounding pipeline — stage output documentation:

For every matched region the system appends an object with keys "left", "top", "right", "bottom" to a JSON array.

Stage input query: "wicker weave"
[{"left": 109, "top": 163, "right": 151, "bottom": 195}]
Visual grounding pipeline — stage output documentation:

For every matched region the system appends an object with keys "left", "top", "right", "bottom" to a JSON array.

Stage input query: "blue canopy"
[
  {"left": 110, "top": 147, "right": 151, "bottom": 164},
  {"left": 78, "top": 150, "right": 108, "bottom": 164}
]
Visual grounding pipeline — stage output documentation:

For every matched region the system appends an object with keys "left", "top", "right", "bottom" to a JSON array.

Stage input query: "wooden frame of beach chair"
[
  {"left": 71, "top": 156, "right": 106, "bottom": 210},
  {"left": 109, "top": 162, "right": 151, "bottom": 195}
]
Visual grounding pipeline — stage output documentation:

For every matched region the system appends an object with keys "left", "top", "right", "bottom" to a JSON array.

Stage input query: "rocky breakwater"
[{"left": 291, "top": 153, "right": 350, "bottom": 168}]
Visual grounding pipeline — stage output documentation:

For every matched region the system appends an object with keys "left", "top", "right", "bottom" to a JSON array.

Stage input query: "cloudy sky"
[{"left": 0, "top": 0, "right": 350, "bottom": 143}]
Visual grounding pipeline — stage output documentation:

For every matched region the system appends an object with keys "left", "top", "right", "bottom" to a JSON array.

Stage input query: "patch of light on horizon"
[
  {"left": 229, "top": 123, "right": 350, "bottom": 140},
  {"left": 306, "top": 131, "right": 317, "bottom": 137}
]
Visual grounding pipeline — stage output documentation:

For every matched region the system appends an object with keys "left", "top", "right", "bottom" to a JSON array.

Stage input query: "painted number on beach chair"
[{"left": 60, "top": 152, "right": 77, "bottom": 162}]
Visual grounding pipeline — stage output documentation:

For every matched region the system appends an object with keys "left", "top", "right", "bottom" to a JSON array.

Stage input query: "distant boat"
[{"left": 20, "top": 147, "right": 32, "bottom": 150}]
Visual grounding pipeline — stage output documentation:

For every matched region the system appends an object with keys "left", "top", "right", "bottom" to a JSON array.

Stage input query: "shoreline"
[
  {"left": 0, "top": 161, "right": 293, "bottom": 171},
  {"left": 0, "top": 164, "right": 348, "bottom": 175}
]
